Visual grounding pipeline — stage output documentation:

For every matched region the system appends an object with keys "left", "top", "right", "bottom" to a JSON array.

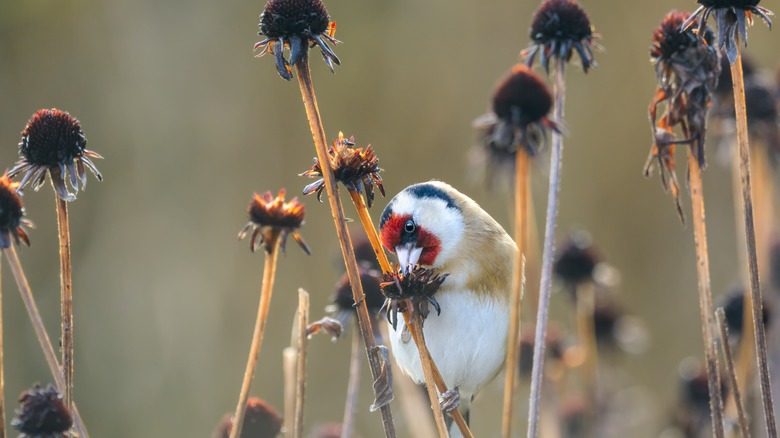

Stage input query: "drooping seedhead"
[
  {"left": 301, "top": 132, "right": 385, "bottom": 208},
  {"left": 553, "top": 231, "right": 600, "bottom": 290},
  {"left": 683, "top": 0, "right": 773, "bottom": 64},
  {"left": 255, "top": 0, "right": 340, "bottom": 80},
  {"left": 329, "top": 262, "right": 386, "bottom": 324},
  {"left": 651, "top": 11, "right": 700, "bottom": 61},
  {"left": 523, "top": 0, "right": 597, "bottom": 73},
  {"left": 10, "top": 109, "right": 103, "bottom": 201},
  {"left": 238, "top": 189, "right": 311, "bottom": 255},
  {"left": 212, "top": 398, "right": 283, "bottom": 438},
  {"left": 380, "top": 265, "right": 448, "bottom": 329},
  {"left": 11, "top": 384, "right": 72, "bottom": 437},
  {"left": 0, "top": 173, "right": 31, "bottom": 249}
]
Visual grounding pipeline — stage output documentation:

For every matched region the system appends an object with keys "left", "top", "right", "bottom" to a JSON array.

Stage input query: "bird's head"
[{"left": 379, "top": 182, "right": 465, "bottom": 272}]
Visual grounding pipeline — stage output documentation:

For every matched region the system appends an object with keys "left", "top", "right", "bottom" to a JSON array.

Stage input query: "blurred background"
[{"left": 1, "top": 0, "right": 779, "bottom": 436}]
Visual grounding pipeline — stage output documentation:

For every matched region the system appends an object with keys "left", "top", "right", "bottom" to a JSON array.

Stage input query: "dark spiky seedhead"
[
  {"left": 651, "top": 11, "right": 700, "bottom": 60},
  {"left": 0, "top": 173, "right": 31, "bottom": 249},
  {"left": 493, "top": 65, "right": 553, "bottom": 126},
  {"left": 19, "top": 109, "right": 86, "bottom": 169},
  {"left": 260, "top": 0, "right": 330, "bottom": 39},
  {"left": 213, "top": 398, "right": 283, "bottom": 438},
  {"left": 698, "top": 0, "right": 760, "bottom": 7},
  {"left": 11, "top": 384, "right": 72, "bottom": 437},
  {"left": 554, "top": 231, "right": 599, "bottom": 287},
  {"left": 720, "top": 287, "right": 771, "bottom": 339},
  {"left": 381, "top": 265, "right": 448, "bottom": 329},
  {"left": 238, "top": 189, "right": 311, "bottom": 255},
  {"left": 524, "top": 0, "right": 597, "bottom": 73},
  {"left": 332, "top": 263, "right": 385, "bottom": 317}
]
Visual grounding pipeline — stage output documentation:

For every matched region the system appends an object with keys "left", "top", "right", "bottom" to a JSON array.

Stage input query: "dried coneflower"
[
  {"left": 213, "top": 398, "right": 283, "bottom": 438},
  {"left": 0, "top": 174, "right": 31, "bottom": 250},
  {"left": 380, "top": 265, "right": 447, "bottom": 330},
  {"left": 238, "top": 189, "right": 311, "bottom": 255},
  {"left": 254, "top": 0, "right": 340, "bottom": 80},
  {"left": 645, "top": 10, "right": 726, "bottom": 436},
  {"left": 720, "top": 286, "right": 771, "bottom": 342},
  {"left": 520, "top": 2, "right": 599, "bottom": 436},
  {"left": 522, "top": 0, "right": 599, "bottom": 73},
  {"left": 10, "top": 108, "right": 104, "bottom": 416},
  {"left": 301, "top": 132, "right": 385, "bottom": 208},
  {"left": 553, "top": 231, "right": 600, "bottom": 294},
  {"left": 231, "top": 189, "right": 309, "bottom": 438},
  {"left": 328, "top": 262, "right": 385, "bottom": 328},
  {"left": 11, "top": 384, "right": 72, "bottom": 438}
]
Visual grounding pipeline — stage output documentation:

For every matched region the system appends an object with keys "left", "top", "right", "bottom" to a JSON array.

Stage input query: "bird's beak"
[{"left": 395, "top": 243, "right": 422, "bottom": 274}]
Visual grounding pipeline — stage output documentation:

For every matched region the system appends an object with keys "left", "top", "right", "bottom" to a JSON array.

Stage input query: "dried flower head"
[
  {"left": 238, "top": 189, "right": 311, "bottom": 255},
  {"left": 683, "top": 0, "right": 773, "bottom": 64},
  {"left": 473, "top": 64, "right": 560, "bottom": 172},
  {"left": 327, "top": 262, "right": 385, "bottom": 327},
  {"left": 720, "top": 286, "right": 771, "bottom": 340},
  {"left": 553, "top": 231, "right": 600, "bottom": 291},
  {"left": 10, "top": 109, "right": 103, "bottom": 202},
  {"left": 380, "top": 265, "right": 448, "bottom": 330},
  {"left": 522, "top": 0, "right": 599, "bottom": 73},
  {"left": 644, "top": 11, "right": 721, "bottom": 223},
  {"left": 0, "top": 173, "right": 32, "bottom": 249},
  {"left": 212, "top": 397, "right": 283, "bottom": 438},
  {"left": 254, "top": 0, "right": 340, "bottom": 80},
  {"left": 11, "top": 384, "right": 72, "bottom": 438},
  {"left": 301, "top": 132, "right": 385, "bottom": 208}
]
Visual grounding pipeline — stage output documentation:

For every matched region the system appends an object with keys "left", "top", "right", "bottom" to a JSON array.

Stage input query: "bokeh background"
[{"left": 1, "top": 0, "right": 779, "bottom": 436}]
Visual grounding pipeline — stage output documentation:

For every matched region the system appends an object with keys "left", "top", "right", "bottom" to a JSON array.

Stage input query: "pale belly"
[{"left": 387, "top": 289, "right": 510, "bottom": 400}]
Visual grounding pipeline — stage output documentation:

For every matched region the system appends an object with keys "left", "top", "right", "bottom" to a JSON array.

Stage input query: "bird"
[{"left": 379, "top": 181, "right": 516, "bottom": 436}]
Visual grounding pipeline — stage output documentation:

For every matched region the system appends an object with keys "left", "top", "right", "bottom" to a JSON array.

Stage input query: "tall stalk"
[
  {"left": 0, "top": 254, "right": 4, "bottom": 438},
  {"left": 293, "top": 289, "right": 309, "bottom": 438},
  {"left": 4, "top": 245, "right": 88, "bottom": 437},
  {"left": 527, "top": 59, "right": 566, "bottom": 438},
  {"left": 230, "top": 238, "right": 281, "bottom": 438},
  {"left": 502, "top": 150, "right": 529, "bottom": 438},
  {"left": 293, "top": 54, "right": 396, "bottom": 437},
  {"left": 54, "top": 196, "right": 74, "bottom": 412},
  {"left": 730, "top": 42, "right": 777, "bottom": 437},
  {"left": 688, "top": 152, "right": 724, "bottom": 438},
  {"left": 340, "top": 327, "right": 361, "bottom": 438},
  {"left": 716, "top": 308, "right": 751, "bottom": 438}
]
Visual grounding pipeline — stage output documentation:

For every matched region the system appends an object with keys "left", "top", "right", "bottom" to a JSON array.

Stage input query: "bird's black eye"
[{"left": 404, "top": 219, "right": 416, "bottom": 233}]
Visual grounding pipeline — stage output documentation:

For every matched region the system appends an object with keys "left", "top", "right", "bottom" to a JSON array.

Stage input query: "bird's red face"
[{"left": 380, "top": 213, "right": 441, "bottom": 268}]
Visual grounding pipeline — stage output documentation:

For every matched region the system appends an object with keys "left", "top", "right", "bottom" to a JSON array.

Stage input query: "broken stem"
[
  {"left": 4, "top": 244, "right": 88, "bottom": 437},
  {"left": 502, "top": 149, "right": 529, "bottom": 438},
  {"left": 229, "top": 238, "right": 281, "bottom": 438},
  {"left": 716, "top": 308, "right": 751, "bottom": 438},
  {"left": 54, "top": 195, "right": 74, "bottom": 412},
  {"left": 730, "top": 42, "right": 777, "bottom": 437},
  {"left": 293, "top": 289, "right": 309, "bottom": 438},
  {"left": 294, "top": 54, "right": 396, "bottom": 437},
  {"left": 283, "top": 347, "right": 296, "bottom": 438}
]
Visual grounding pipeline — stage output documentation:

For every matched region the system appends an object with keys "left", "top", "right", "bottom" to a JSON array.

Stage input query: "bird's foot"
[{"left": 439, "top": 387, "right": 461, "bottom": 413}]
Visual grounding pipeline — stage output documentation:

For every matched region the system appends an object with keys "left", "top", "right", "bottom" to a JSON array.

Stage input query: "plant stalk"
[
  {"left": 0, "top": 254, "right": 5, "bottom": 438},
  {"left": 4, "top": 245, "right": 88, "bottom": 437},
  {"left": 54, "top": 196, "right": 74, "bottom": 412},
  {"left": 293, "top": 289, "right": 309, "bottom": 438},
  {"left": 731, "top": 42, "right": 777, "bottom": 437},
  {"left": 340, "top": 326, "right": 361, "bottom": 438},
  {"left": 502, "top": 149, "right": 529, "bottom": 438},
  {"left": 527, "top": 58, "right": 566, "bottom": 438},
  {"left": 688, "top": 152, "right": 725, "bottom": 438},
  {"left": 283, "top": 347, "right": 297, "bottom": 438},
  {"left": 716, "top": 308, "right": 751, "bottom": 438},
  {"left": 229, "top": 238, "right": 281, "bottom": 438},
  {"left": 575, "top": 281, "right": 598, "bottom": 416},
  {"left": 293, "top": 54, "right": 396, "bottom": 437}
]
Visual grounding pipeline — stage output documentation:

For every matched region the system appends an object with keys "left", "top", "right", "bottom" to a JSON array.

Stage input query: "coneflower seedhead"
[
  {"left": 11, "top": 384, "right": 72, "bottom": 437},
  {"left": 553, "top": 231, "right": 599, "bottom": 291},
  {"left": 9, "top": 109, "right": 103, "bottom": 202},
  {"left": 683, "top": 0, "right": 773, "bottom": 64},
  {"left": 254, "top": 0, "right": 340, "bottom": 80},
  {"left": 720, "top": 287, "right": 771, "bottom": 340},
  {"left": 523, "top": 0, "right": 598, "bottom": 73},
  {"left": 329, "top": 262, "right": 385, "bottom": 326},
  {"left": 301, "top": 132, "right": 385, "bottom": 208},
  {"left": 473, "top": 64, "right": 560, "bottom": 165},
  {"left": 380, "top": 265, "right": 448, "bottom": 330},
  {"left": 238, "top": 189, "right": 311, "bottom": 255},
  {"left": 0, "top": 173, "right": 32, "bottom": 248},
  {"left": 645, "top": 11, "right": 720, "bottom": 222},
  {"left": 213, "top": 398, "right": 283, "bottom": 438}
]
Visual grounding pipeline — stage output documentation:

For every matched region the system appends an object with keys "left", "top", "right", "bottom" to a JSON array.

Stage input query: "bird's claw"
[{"left": 439, "top": 387, "right": 461, "bottom": 413}]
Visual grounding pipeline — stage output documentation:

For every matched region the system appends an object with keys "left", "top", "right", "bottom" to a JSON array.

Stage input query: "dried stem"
[
  {"left": 0, "top": 254, "right": 5, "bottom": 438},
  {"left": 731, "top": 42, "right": 777, "bottom": 437},
  {"left": 527, "top": 59, "right": 566, "bottom": 438},
  {"left": 575, "top": 282, "right": 598, "bottom": 411},
  {"left": 293, "top": 289, "right": 309, "bottom": 438},
  {"left": 716, "top": 308, "right": 751, "bottom": 438},
  {"left": 3, "top": 245, "right": 88, "bottom": 437},
  {"left": 54, "top": 195, "right": 74, "bottom": 412},
  {"left": 346, "top": 188, "right": 472, "bottom": 435},
  {"left": 229, "top": 238, "right": 281, "bottom": 438},
  {"left": 688, "top": 152, "right": 725, "bottom": 438},
  {"left": 340, "top": 326, "right": 362, "bottom": 438},
  {"left": 283, "top": 347, "right": 297, "bottom": 438},
  {"left": 293, "top": 53, "right": 396, "bottom": 437},
  {"left": 502, "top": 149, "right": 529, "bottom": 438}
]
